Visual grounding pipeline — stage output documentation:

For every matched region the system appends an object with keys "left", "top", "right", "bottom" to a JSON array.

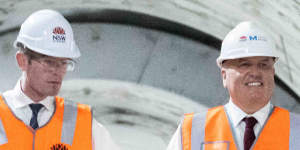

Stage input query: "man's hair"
[{"left": 16, "top": 42, "right": 47, "bottom": 63}]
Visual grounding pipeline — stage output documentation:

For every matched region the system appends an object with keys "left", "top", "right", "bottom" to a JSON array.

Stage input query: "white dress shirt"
[
  {"left": 2, "top": 81, "right": 120, "bottom": 150},
  {"left": 224, "top": 99, "right": 272, "bottom": 150},
  {"left": 166, "top": 99, "right": 272, "bottom": 150}
]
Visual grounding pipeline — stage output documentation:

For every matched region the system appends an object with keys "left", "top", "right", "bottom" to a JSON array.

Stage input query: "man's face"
[
  {"left": 20, "top": 53, "right": 69, "bottom": 100},
  {"left": 221, "top": 56, "right": 275, "bottom": 111}
]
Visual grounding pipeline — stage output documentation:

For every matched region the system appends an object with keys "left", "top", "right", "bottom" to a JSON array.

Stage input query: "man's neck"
[
  {"left": 231, "top": 98, "right": 270, "bottom": 115},
  {"left": 20, "top": 83, "right": 46, "bottom": 103}
]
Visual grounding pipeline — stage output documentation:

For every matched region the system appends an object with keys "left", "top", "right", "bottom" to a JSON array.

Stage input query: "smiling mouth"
[{"left": 245, "top": 82, "right": 263, "bottom": 86}]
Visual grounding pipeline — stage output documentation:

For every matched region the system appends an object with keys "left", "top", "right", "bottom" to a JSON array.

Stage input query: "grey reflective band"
[
  {"left": 0, "top": 119, "right": 8, "bottom": 145},
  {"left": 180, "top": 113, "right": 207, "bottom": 150},
  {"left": 289, "top": 112, "right": 300, "bottom": 150},
  {"left": 191, "top": 113, "right": 206, "bottom": 150},
  {"left": 61, "top": 100, "right": 78, "bottom": 145}
]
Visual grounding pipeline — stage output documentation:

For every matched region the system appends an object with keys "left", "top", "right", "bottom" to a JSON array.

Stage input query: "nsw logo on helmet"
[{"left": 52, "top": 27, "right": 66, "bottom": 43}]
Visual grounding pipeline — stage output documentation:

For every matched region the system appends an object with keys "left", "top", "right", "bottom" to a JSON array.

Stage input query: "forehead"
[
  {"left": 42, "top": 55, "right": 71, "bottom": 61},
  {"left": 25, "top": 50, "right": 70, "bottom": 61},
  {"left": 225, "top": 56, "right": 274, "bottom": 64}
]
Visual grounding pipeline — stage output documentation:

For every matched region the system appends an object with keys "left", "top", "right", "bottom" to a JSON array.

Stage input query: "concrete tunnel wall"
[
  {"left": 0, "top": 9, "right": 299, "bottom": 113},
  {"left": 1, "top": 7, "right": 300, "bottom": 150}
]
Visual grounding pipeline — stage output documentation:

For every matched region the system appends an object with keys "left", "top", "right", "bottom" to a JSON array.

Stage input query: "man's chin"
[{"left": 247, "top": 94, "right": 270, "bottom": 103}]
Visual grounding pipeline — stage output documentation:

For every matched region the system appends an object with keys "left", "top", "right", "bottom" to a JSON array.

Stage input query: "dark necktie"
[
  {"left": 243, "top": 117, "right": 257, "bottom": 150},
  {"left": 29, "top": 104, "right": 44, "bottom": 130}
]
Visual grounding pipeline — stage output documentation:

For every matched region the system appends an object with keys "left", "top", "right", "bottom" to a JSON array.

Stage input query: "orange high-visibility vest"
[
  {"left": 182, "top": 106, "right": 300, "bottom": 150},
  {"left": 0, "top": 96, "right": 92, "bottom": 150}
]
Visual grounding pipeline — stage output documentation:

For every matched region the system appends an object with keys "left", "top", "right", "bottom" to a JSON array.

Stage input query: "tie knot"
[
  {"left": 243, "top": 117, "right": 257, "bottom": 128},
  {"left": 29, "top": 103, "right": 44, "bottom": 114}
]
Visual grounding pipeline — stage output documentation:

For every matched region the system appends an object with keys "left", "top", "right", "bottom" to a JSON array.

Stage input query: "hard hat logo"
[
  {"left": 239, "top": 36, "right": 247, "bottom": 41},
  {"left": 249, "top": 35, "right": 267, "bottom": 41},
  {"left": 53, "top": 27, "right": 65, "bottom": 35},
  {"left": 239, "top": 35, "right": 267, "bottom": 42},
  {"left": 52, "top": 27, "right": 66, "bottom": 43}
]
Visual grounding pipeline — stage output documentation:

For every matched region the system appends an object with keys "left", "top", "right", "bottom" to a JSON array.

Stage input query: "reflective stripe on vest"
[
  {"left": 0, "top": 95, "right": 92, "bottom": 150},
  {"left": 181, "top": 106, "right": 300, "bottom": 150},
  {"left": 0, "top": 118, "right": 7, "bottom": 145},
  {"left": 289, "top": 112, "right": 300, "bottom": 149},
  {"left": 191, "top": 112, "right": 206, "bottom": 150},
  {"left": 61, "top": 100, "right": 78, "bottom": 145}
]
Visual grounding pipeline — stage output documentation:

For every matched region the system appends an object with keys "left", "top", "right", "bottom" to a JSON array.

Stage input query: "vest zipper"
[{"left": 32, "top": 129, "right": 36, "bottom": 150}]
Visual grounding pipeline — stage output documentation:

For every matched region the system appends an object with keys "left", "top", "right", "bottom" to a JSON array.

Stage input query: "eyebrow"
[{"left": 237, "top": 58, "right": 272, "bottom": 63}]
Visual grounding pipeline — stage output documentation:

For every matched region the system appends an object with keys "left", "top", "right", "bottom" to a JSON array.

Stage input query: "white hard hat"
[
  {"left": 216, "top": 21, "right": 278, "bottom": 68},
  {"left": 14, "top": 9, "right": 80, "bottom": 58}
]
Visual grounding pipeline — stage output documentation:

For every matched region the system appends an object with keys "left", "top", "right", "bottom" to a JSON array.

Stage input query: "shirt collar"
[
  {"left": 11, "top": 80, "right": 54, "bottom": 110},
  {"left": 225, "top": 98, "right": 272, "bottom": 127}
]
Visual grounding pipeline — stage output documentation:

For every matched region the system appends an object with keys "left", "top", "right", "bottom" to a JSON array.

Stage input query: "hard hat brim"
[
  {"left": 216, "top": 49, "right": 279, "bottom": 68},
  {"left": 14, "top": 39, "right": 81, "bottom": 59}
]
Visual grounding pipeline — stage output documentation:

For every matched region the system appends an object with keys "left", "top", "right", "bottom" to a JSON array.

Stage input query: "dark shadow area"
[
  {"left": 275, "top": 76, "right": 300, "bottom": 101},
  {"left": 63, "top": 8, "right": 222, "bottom": 49}
]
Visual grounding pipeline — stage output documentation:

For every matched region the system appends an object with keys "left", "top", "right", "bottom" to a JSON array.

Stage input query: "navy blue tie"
[
  {"left": 29, "top": 104, "right": 43, "bottom": 130},
  {"left": 243, "top": 117, "right": 257, "bottom": 150}
]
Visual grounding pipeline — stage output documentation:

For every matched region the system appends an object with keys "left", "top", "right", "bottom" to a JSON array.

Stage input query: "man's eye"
[
  {"left": 259, "top": 63, "right": 271, "bottom": 69},
  {"left": 61, "top": 61, "right": 68, "bottom": 65},
  {"left": 44, "top": 60, "right": 54, "bottom": 65},
  {"left": 239, "top": 63, "right": 250, "bottom": 67},
  {"left": 261, "top": 63, "right": 267, "bottom": 67}
]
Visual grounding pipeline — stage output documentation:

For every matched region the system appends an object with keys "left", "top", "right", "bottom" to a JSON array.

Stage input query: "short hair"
[{"left": 16, "top": 42, "right": 47, "bottom": 60}]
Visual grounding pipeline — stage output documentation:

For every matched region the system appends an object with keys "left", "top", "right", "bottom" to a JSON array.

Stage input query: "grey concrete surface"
[
  {"left": 1, "top": 23, "right": 299, "bottom": 113},
  {"left": 1, "top": 0, "right": 300, "bottom": 98}
]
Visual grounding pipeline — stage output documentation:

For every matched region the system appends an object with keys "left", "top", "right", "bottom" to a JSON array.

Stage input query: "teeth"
[{"left": 247, "top": 82, "right": 262, "bottom": 86}]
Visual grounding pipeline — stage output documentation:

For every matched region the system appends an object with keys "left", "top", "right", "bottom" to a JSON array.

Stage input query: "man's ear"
[
  {"left": 16, "top": 52, "right": 28, "bottom": 71},
  {"left": 221, "top": 68, "right": 227, "bottom": 88}
]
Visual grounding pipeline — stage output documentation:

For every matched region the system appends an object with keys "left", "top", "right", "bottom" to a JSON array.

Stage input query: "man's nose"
[
  {"left": 47, "top": 65, "right": 67, "bottom": 75},
  {"left": 248, "top": 65, "right": 262, "bottom": 78}
]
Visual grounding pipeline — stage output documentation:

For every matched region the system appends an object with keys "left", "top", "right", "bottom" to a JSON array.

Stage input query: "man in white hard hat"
[
  {"left": 166, "top": 21, "right": 300, "bottom": 150},
  {"left": 0, "top": 9, "right": 119, "bottom": 150}
]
